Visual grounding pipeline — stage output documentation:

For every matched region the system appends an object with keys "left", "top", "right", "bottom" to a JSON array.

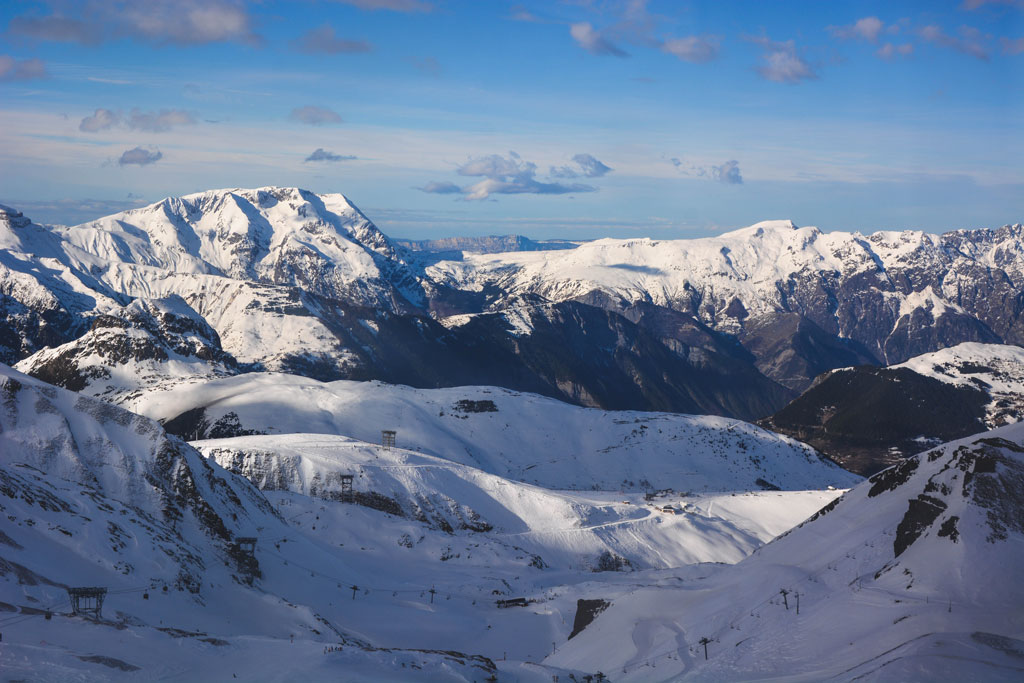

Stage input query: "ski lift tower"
[{"left": 67, "top": 587, "right": 108, "bottom": 619}]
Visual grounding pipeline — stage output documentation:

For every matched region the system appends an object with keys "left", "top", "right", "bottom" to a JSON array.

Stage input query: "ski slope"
[{"left": 129, "top": 372, "right": 859, "bottom": 493}]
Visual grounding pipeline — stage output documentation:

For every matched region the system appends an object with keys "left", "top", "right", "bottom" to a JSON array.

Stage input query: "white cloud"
[
  {"left": 550, "top": 153, "right": 613, "bottom": 178},
  {"left": 79, "top": 108, "right": 120, "bottom": 132},
  {"left": 673, "top": 157, "right": 743, "bottom": 184},
  {"left": 421, "top": 152, "right": 599, "bottom": 200},
  {"left": 749, "top": 37, "right": 816, "bottom": 83},
  {"left": 707, "top": 160, "right": 742, "bottom": 184}
]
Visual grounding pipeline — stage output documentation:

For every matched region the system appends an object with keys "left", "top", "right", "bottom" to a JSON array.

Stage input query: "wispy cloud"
[
  {"left": 0, "top": 55, "right": 48, "bottom": 82},
  {"left": 570, "top": 22, "right": 629, "bottom": 57},
  {"left": 961, "top": 0, "right": 1024, "bottom": 9},
  {"left": 127, "top": 109, "right": 196, "bottom": 132},
  {"left": 566, "top": 3, "right": 719, "bottom": 65},
  {"left": 79, "top": 108, "right": 197, "bottom": 132},
  {"left": 1002, "top": 36, "right": 1024, "bottom": 54},
  {"left": 291, "top": 25, "right": 372, "bottom": 54},
  {"left": 507, "top": 6, "right": 554, "bottom": 23},
  {"left": 876, "top": 42, "right": 914, "bottom": 59},
  {"left": 661, "top": 35, "right": 720, "bottom": 63},
  {"left": 407, "top": 56, "right": 442, "bottom": 76},
  {"left": 748, "top": 36, "right": 816, "bottom": 83},
  {"left": 0, "top": 197, "right": 151, "bottom": 225},
  {"left": 332, "top": 0, "right": 433, "bottom": 11},
  {"left": 829, "top": 17, "right": 888, "bottom": 43},
  {"left": 118, "top": 146, "right": 162, "bottom": 166},
  {"left": 420, "top": 152, "right": 599, "bottom": 200},
  {"left": 10, "top": 0, "right": 261, "bottom": 46},
  {"left": 304, "top": 148, "right": 357, "bottom": 162},
  {"left": 417, "top": 180, "right": 462, "bottom": 194},
  {"left": 919, "top": 24, "right": 990, "bottom": 60},
  {"left": 289, "top": 105, "right": 343, "bottom": 126},
  {"left": 86, "top": 76, "right": 133, "bottom": 85}
]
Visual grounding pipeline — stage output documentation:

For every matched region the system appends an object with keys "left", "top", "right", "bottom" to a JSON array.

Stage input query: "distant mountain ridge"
[
  {"left": 3, "top": 188, "right": 1023, "bottom": 421},
  {"left": 395, "top": 234, "right": 580, "bottom": 254}
]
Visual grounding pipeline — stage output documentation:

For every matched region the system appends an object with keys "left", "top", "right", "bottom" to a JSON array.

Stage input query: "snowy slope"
[
  {"left": 895, "top": 342, "right": 1024, "bottom": 427},
  {"left": 0, "top": 363, "right": 521, "bottom": 680},
  {"left": 196, "top": 433, "right": 840, "bottom": 570},
  {"left": 128, "top": 373, "right": 860, "bottom": 492},
  {"left": 0, "top": 363, "right": 847, "bottom": 682},
  {"left": 546, "top": 424, "right": 1024, "bottom": 681}
]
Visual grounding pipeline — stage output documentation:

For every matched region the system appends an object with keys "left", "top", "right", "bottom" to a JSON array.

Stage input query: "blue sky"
[{"left": 0, "top": 0, "right": 1021, "bottom": 239}]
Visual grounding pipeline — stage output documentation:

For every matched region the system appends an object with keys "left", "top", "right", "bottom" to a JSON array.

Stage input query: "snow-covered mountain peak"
[
  {"left": 50, "top": 186, "right": 423, "bottom": 310},
  {"left": 0, "top": 203, "right": 31, "bottom": 226}
]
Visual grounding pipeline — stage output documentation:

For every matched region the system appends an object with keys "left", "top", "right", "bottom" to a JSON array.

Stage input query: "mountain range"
[
  {"left": 3, "top": 186, "right": 1023, "bottom": 680},
  {"left": 4, "top": 189, "right": 1024, "bottom": 427}
]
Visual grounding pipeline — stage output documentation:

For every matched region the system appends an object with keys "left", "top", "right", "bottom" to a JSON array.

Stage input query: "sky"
[{"left": 0, "top": 0, "right": 1022, "bottom": 240}]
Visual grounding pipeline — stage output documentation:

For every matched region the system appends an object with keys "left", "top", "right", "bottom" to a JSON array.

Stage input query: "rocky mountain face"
[
  {"left": 426, "top": 220, "right": 1024, "bottom": 390},
  {"left": 14, "top": 295, "right": 237, "bottom": 402},
  {"left": 3, "top": 189, "right": 1022, "bottom": 422},
  {"left": 0, "top": 204, "right": 124, "bottom": 363},
  {"left": 762, "top": 342, "right": 1024, "bottom": 475}
]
